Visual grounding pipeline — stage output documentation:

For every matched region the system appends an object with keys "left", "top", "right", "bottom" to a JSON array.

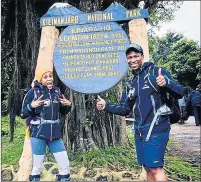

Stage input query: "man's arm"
[
  {"left": 97, "top": 92, "right": 135, "bottom": 116},
  {"left": 162, "top": 69, "right": 185, "bottom": 99}
]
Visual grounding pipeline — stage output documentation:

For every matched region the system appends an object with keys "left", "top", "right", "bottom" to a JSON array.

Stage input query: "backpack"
[
  {"left": 148, "top": 65, "right": 181, "bottom": 125},
  {"left": 20, "top": 87, "right": 41, "bottom": 120},
  {"left": 21, "top": 87, "right": 40, "bottom": 107},
  {"left": 161, "top": 92, "right": 181, "bottom": 124}
]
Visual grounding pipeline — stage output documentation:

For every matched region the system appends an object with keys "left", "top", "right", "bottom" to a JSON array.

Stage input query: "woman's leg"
[
  {"left": 30, "top": 137, "right": 46, "bottom": 181},
  {"left": 48, "top": 139, "right": 70, "bottom": 181}
]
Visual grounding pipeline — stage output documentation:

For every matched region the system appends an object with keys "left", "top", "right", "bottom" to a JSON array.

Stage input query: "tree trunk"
[
  {"left": 9, "top": 0, "right": 21, "bottom": 142},
  {"left": 121, "top": 116, "right": 128, "bottom": 146}
]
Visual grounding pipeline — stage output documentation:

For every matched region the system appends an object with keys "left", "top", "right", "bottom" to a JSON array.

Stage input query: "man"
[
  {"left": 96, "top": 43, "right": 184, "bottom": 181},
  {"left": 178, "top": 96, "right": 186, "bottom": 124},
  {"left": 190, "top": 89, "right": 201, "bottom": 126}
]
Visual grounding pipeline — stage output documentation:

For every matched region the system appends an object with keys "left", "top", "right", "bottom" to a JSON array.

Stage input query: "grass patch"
[
  {"left": 164, "top": 156, "right": 201, "bottom": 181},
  {"left": 68, "top": 146, "right": 140, "bottom": 171},
  {"left": 126, "top": 125, "right": 134, "bottom": 145},
  {"left": 165, "top": 137, "right": 201, "bottom": 180},
  {"left": 1, "top": 116, "right": 26, "bottom": 165}
]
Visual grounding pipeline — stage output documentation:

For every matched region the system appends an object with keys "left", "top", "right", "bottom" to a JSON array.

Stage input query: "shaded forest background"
[{"left": 1, "top": 0, "right": 200, "bottom": 152}]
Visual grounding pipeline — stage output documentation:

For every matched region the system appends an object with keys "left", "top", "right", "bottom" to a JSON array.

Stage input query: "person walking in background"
[
  {"left": 21, "top": 69, "right": 72, "bottom": 181},
  {"left": 190, "top": 89, "right": 201, "bottom": 126},
  {"left": 178, "top": 96, "right": 186, "bottom": 124},
  {"left": 96, "top": 43, "right": 184, "bottom": 181}
]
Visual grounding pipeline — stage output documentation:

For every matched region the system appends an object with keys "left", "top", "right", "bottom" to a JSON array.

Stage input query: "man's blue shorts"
[{"left": 134, "top": 131, "right": 170, "bottom": 168}]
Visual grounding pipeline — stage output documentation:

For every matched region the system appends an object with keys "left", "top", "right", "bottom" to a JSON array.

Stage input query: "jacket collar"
[
  {"left": 132, "top": 62, "right": 154, "bottom": 75},
  {"left": 33, "top": 81, "right": 56, "bottom": 92}
]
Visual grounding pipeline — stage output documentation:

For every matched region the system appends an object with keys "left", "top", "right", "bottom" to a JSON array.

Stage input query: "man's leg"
[
  {"left": 143, "top": 165, "right": 154, "bottom": 181},
  {"left": 149, "top": 167, "right": 168, "bottom": 181},
  {"left": 143, "top": 131, "right": 170, "bottom": 181},
  {"left": 180, "top": 107, "right": 185, "bottom": 124},
  {"left": 147, "top": 172, "right": 155, "bottom": 181},
  {"left": 192, "top": 106, "right": 200, "bottom": 126},
  {"left": 135, "top": 133, "right": 149, "bottom": 180},
  {"left": 197, "top": 106, "right": 201, "bottom": 125}
]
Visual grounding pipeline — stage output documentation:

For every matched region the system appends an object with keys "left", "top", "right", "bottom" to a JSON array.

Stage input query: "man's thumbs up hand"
[
  {"left": 158, "top": 68, "right": 162, "bottom": 76},
  {"left": 96, "top": 95, "right": 106, "bottom": 110},
  {"left": 156, "top": 68, "right": 166, "bottom": 87}
]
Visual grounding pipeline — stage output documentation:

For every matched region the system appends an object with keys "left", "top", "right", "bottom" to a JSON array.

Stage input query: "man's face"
[
  {"left": 126, "top": 51, "right": 144, "bottom": 70},
  {"left": 41, "top": 71, "right": 53, "bottom": 89}
]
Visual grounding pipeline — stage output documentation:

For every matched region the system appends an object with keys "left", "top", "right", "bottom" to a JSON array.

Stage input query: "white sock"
[
  {"left": 31, "top": 154, "right": 45, "bottom": 175},
  {"left": 53, "top": 151, "right": 70, "bottom": 175}
]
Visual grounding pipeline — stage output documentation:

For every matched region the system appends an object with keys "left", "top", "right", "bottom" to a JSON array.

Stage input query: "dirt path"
[{"left": 169, "top": 116, "right": 200, "bottom": 165}]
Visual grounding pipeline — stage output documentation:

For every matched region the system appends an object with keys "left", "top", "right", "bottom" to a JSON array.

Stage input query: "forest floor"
[{"left": 1, "top": 116, "right": 201, "bottom": 181}]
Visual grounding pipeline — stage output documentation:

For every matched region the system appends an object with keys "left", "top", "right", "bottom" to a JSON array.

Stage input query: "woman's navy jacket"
[{"left": 21, "top": 81, "right": 71, "bottom": 140}]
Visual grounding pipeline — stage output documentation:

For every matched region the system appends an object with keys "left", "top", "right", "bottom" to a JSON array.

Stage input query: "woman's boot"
[{"left": 55, "top": 174, "right": 70, "bottom": 181}]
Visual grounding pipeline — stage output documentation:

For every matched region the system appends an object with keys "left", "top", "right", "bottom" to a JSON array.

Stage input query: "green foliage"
[
  {"left": 165, "top": 156, "right": 201, "bottom": 181},
  {"left": 149, "top": 32, "right": 200, "bottom": 90},
  {"left": 149, "top": 32, "right": 184, "bottom": 64},
  {"left": 148, "top": 1, "right": 183, "bottom": 32},
  {"left": 167, "top": 38, "right": 200, "bottom": 88},
  {"left": 1, "top": 116, "right": 26, "bottom": 165},
  {"left": 68, "top": 146, "right": 140, "bottom": 171},
  {"left": 196, "top": 59, "right": 201, "bottom": 91},
  {"left": 126, "top": 125, "right": 134, "bottom": 145}
]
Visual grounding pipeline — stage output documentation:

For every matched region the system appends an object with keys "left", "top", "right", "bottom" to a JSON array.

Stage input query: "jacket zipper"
[
  {"left": 49, "top": 90, "right": 53, "bottom": 141},
  {"left": 36, "top": 124, "right": 42, "bottom": 138},
  {"left": 150, "top": 95, "right": 158, "bottom": 125},
  {"left": 150, "top": 95, "right": 156, "bottom": 115},
  {"left": 137, "top": 75, "right": 142, "bottom": 137}
]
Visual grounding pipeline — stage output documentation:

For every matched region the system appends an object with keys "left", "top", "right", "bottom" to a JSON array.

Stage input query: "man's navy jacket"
[{"left": 105, "top": 62, "right": 184, "bottom": 135}]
